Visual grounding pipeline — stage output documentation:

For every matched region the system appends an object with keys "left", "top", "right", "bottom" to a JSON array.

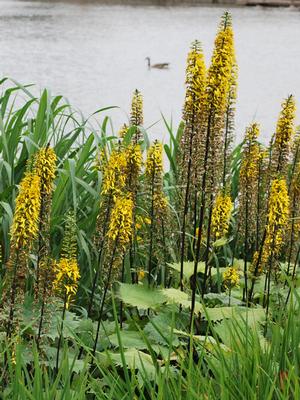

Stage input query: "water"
[{"left": 0, "top": 0, "right": 300, "bottom": 142}]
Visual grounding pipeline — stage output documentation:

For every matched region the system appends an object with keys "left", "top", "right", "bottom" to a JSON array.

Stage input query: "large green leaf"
[
  {"left": 204, "top": 306, "right": 265, "bottom": 323},
  {"left": 168, "top": 261, "right": 206, "bottom": 280},
  {"left": 161, "top": 288, "right": 189, "bottom": 304},
  {"left": 108, "top": 331, "right": 149, "bottom": 350},
  {"left": 108, "top": 348, "right": 158, "bottom": 379},
  {"left": 144, "top": 312, "right": 181, "bottom": 347},
  {"left": 116, "top": 283, "right": 167, "bottom": 310}
]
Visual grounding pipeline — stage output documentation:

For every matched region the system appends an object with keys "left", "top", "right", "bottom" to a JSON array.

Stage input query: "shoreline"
[{"left": 17, "top": 0, "right": 300, "bottom": 8}]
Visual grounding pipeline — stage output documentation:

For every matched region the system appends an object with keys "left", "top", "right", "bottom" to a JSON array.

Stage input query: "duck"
[{"left": 145, "top": 57, "right": 169, "bottom": 70}]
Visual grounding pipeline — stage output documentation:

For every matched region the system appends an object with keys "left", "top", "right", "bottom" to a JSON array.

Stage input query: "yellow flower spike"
[
  {"left": 205, "top": 13, "right": 235, "bottom": 116},
  {"left": 101, "top": 148, "right": 128, "bottom": 198},
  {"left": 271, "top": 95, "right": 296, "bottom": 176},
  {"left": 265, "top": 178, "right": 290, "bottom": 255},
  {"left": 238, "top": 124, "right": 262, "bottom": 246},
  {"left": 146, "top": 141, "right": 163, "bottom": 179},
  {"left": 118, "top": 123, "right": 129, "bottom": 138},
  {"left": 211, "top": 193, "right": 233, "bottom": 239},
  {"left": 137, "top": 269, "right": 145, "bottom": 281},
  {"left": 251, "top": 178, "right": 290, "bottom": 276},
  {"left": 53, "top": 258, "right": 80, "bottom": 309},
  {"left": 107, "top": 196, "right": 134, "bottom": 249},
  {"left": 34, "top": 147, "right": 57, "bottom": 195},
  {"left": 239, "top": 124, "right": 261, "bottom": 184},
  {"left": 223, "top": 267, "right": 240, "bottom": 289},
  {"left": 130, "top": 89, "right": 143, "bottom": 127},
  {"left": 183, "top": 40, "right": 206, "bottom": 123},
  {"left": 125, "top": 143, "right": 143, "bottom": 192},
  {"left": 11, "top": 172, "right": 41, "bottom": 250}
]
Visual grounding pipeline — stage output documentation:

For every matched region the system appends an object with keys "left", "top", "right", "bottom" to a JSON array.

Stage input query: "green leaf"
[
  {"left": 108, "top": 331, "right": 149, "bottom": 350},
  {"left": 144, "top": 312, "right": 180, "bottom": 347},
  {"left": 180, "top": 300, "right": 203, "bottom": 314},
  {"left": 161, "top": 288, "right": 189, "bottom": 304},
  {"left": 204, "top": 305, "right": 265, "bottom": 323},
  {"left": 205, "top": 306, "right": 236, "bottom": 321},
  {"left": 108, "top": 348, "right": 157, "bottom": 379},
  {"left": 116, "top": 283, "right": 167, "bottom": 310},
  {"left": 213, "top": 237, "right": 228, "bottom": 247},
  {"left": 168, "top": 261, "right": 206, "bottom": 280}
]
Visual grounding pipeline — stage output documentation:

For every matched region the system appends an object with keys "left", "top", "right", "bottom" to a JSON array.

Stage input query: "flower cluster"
[
  {"left": 180, "top": 40, "right": 206, "bottom": 191},
  {"left": 239, "top": 124, "right": 260, "bottom": 184},
  {"left": 118, "top": 123, "right": 129, "bottom": 138},
  {"left": 183, "top": 40, "right": 206, "bottom": 123},
  {"left": 211, "top": 193, "right": 233, "bottom": 239},
  {"left": 130, "top": 89, "right": 143, "bottom": 127},
  {"left": 271, "top": 95, "right": 296, "bottom": 176},
  {"left": 34, "top": 147, "right": 57, "bottom": 195},
  {"left": 53, "top": 212, "right": 79, "bottom": 308},
  {"left": 205, "top": 13, "right": 234, "bottom": 115},
  {"left": 101, "top": 149, "right": 128, "bottom": 198},
  {"left": 125, "top": 144, "right": 143, "bottom": 192},
  {"left": 11, "top": 172, "right": 41, "bottom": 250},
  {"left": 265, "top": 179, "right": 290, "bottom": 255},
  {"left": 251, "top": 178, "right": 290, "bottom": 276},
  {"left": 201, "top": 11, "right": 236, "bottom": 196},
  {"left": 223, "top": 267, "right": 240, "bottom": 289},
  {"left": 238, "top": 123, "right": 261, "bottom": 248},
  {"left": 146, "top": 141, "right": 163, "bottom": 179},
  {"left": 107, "top": 196, "right": 134, "bottom": 248},
  {"left": 53, "top": 258, "right": 80, "bottom": 309}
]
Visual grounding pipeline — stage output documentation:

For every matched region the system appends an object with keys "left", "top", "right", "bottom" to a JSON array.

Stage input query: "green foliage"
[{"left": 0, "top": 75, "right": 299, "bottom": 400}]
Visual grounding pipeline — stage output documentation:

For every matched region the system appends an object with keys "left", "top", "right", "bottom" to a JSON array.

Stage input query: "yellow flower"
[
  {"left": 271, "top": 95, "right": 296, "bottom": 176},
  {"left": 146, "top": 141, "right": 163, "bottom": 179},
  {"left": 251, "top": 178, "right": 290, "bottom": 276},
  {"left": 197, "top": 12, "right": 236, "bottom": 194},
  {"left": 205, "top": 13, "right": 235, "bottom": 114},
  {"left": 211, "top": 193, "right": 233, "bottom": 239},
  {"left": 240, "top": 124, "right": 260, "bottom": 183},
  {"left": 11, "top": 172, "right": 41, "bottom": 250},
  {"left": 265, "top": 178, "right": 290, "bottom": 254},
  {"left": 53, "top": 258, "right": 80, "bottom": 308},
  {"left": 118, "top": 123, "right": 129, "bottom": 138},
  {"left": 137, "top": 269, "right": 145, "bottom": 281},
  {"left": 183, "top": 40, "right": 206, "bottom": 122},
  {"left": 223, "top": 267, "right": 240, "bottom": 289},
  {"left": 125, "top": 144, "right": 143, "bottom": 191},
  {"left": 130, "top": 89, "right": 143, "bottom": 127},
  {"left": 153, "top": 192, "right": 168, "bottom": 214},
  {"left": 34, "top": 147, "right": 57, "bottom": 195},
  {"left": 102, "top": 149, "right": 128, "bottom": 198},
  {"left": 126, "top": 144, "right": 142, "bottom": 171},
  {"left": 108, "top": 196, "right": 134, "bottom": 248},
  {"left": 275, "top": 95, "right": 296, "bottom": 149}
]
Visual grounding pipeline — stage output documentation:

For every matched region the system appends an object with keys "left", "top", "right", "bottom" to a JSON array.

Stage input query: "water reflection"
[{"left": 1, "top": 1, "right": 299, "bottom": 142}]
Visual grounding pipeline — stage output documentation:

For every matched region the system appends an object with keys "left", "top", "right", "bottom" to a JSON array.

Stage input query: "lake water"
[{"left": 0, "top": 0, "right": 300, "bottom": 143}]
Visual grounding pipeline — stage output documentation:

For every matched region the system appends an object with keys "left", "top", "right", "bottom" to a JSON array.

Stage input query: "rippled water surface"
[{"left": 1, "top": 0, "right": 300, "bottom": 141}]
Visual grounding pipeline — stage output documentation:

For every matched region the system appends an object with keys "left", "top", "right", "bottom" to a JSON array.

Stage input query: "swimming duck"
[{"left": 145, "top": 57, "right": 169, "bottom": 70}]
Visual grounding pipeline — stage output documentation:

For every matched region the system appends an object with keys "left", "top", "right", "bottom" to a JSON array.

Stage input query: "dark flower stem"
[
  {"left": 6, "top": 252, "right": 20, "bottom": 339},
  {"left": 55, "top": 289, "right": 68, "bottom": 372},
  {"left": 92, "top": 236, "right": 119, "bottom": 356},
  {"left": 190, "top": 110, "right": 213, "bottom": 329},
  {"left": 148, "top": 169, "right": 155, "bottom": 287},
  {"left": 87, "top": 194, "right": 112, "bottom": 317}
]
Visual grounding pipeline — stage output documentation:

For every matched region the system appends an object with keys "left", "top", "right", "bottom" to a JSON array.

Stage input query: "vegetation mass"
[{"left": 0, "top": 11, "right": 299, "bottom": 400}]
